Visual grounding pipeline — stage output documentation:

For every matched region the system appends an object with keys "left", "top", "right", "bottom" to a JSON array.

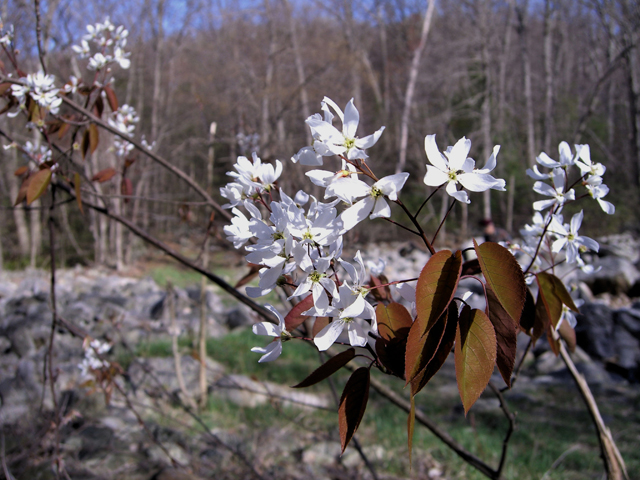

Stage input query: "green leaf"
[
  {"left": 339, "top": 367, "right": 370, "bottom": 454},
  {"left": 486, "top": 285, "right": 518, "bottom": 387},
  {"left": 292, "top": 348, "right": 356, "bottom": 388},
  {"left": 474, "top": 240, "right": 526, "bottom": 325},
  {"left": 405, "top": 303, "right": 450, "bottom": 384},
  {"left": 285, "top": 294, "right": 314, "bottom": 332},
  {"left": 414, "top": 249, "right": 462, "bottom": 338},
  {"left": 455, "top": 307, "right": 497, "bottom": 415},
  {"left": 410, "top": 302, "right": 458, "bottom": 395},
  {"left": 376, "top": 302, "right": 412, "bottom": 341},
  {"left": 26, "top": 168, "right": 51, "bottom": 205}
]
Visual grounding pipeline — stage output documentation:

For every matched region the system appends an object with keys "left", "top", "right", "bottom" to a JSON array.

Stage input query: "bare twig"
[
  {"left": 558, "top": 342, "right": 629, "bottom": 480},
  {"left": 488, "top": 381, "right": 516, "bottom": 479}
]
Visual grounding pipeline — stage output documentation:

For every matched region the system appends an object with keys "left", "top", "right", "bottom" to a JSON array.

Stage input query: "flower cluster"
[
  {"left": 72, "top": 17, "right": 130, "bottom": 71},
  {"left": 0, "top": 17, "right": 13, "bottom": 46},
  {"left": 224, "top": 98, "right": 510, "bottom": 361},
  {"left": 10, "top": 70, "right": 62, "bottom": 117},
  {"left": 78, "top": 339, "right": 111, "bottom": 378},
  {"left": 504, "top": 142, "right": 615, "bottom": 278},
  {"left": 108, "top": 104, "right": 139, "bottom": 157}
]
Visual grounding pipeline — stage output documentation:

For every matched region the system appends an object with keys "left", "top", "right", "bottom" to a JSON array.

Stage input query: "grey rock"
[
  {"left": 612, "top": 327, "right": 639, "bottom": 370},
  {"left": 576, "top": 303, "right": 614, "bottom": 359},
  {"left": 223, "top": 305, "right": 253, "bottom": 329},
  {"left": 579, "top": 256, "right": 640, "bottom": 295},
  {"left": 616, "top": 309, "right": 640, "bottom": 339}
]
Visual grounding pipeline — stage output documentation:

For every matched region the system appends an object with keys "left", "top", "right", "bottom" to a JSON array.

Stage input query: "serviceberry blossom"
[
  {"left": 549, "top": 210, "right": 599, "bottom": 264},
  {"left": 251, "top": 304, "right": 290, "bottom": 363},
  {"left": 312, "top": 285, "right": 374, "bottom": 351},
  {"left": 108, "top": 104, "right": 138, "bottom": 156},
  {"left": 10, "top": 71, "right": 62, "bottom": 115},
  {"left": 532, "top": 168, "right": 575, "bottom": 211},
  {"left": 423, "top": 135, "right": 505, "bottom": 204},
  {"left": 575, "top": 144, "right": 605, "bottom": 178},
  {"left": 334, "top": 173, "right": 410, "bottom": 231},
  {"left": 79, "top": 339, "right": 111, "bottom": 378},
  {"left": 73, "top": 18, "right": 130, "bottom": 71},
  {"left": 292, "top": 97, "right": 385, "bottom": 165},
  {"left": 535, "top": 141, "right": 576, "bottom": 170},
  {"left": 585, "top": 182, "right": 615, "bottom": 215},
  {"left": 0, "top": 19, "right": 14, "bottom": 46}
]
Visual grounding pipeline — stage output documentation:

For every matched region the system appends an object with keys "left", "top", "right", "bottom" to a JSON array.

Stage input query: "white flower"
[
  {"left": 337, "top": 173, "right": 409, "bottom": 231},
  {"left": 535, "top": 142, "right": 576, "bottom": 169},
  {"left": 88, "top": 53, "right": 109, "bottom": 70},
  {"left": 251, "top": 304, "right": 290, "bottom": 363},
  {"left": 292, "top": 97, "right": 385, "bottom": 164},
  {"left": 423, "top": 135, "right": 505, "bottom": 204},
  {"left": 313, "top": 285, "right": 375, "bottom": 351},
  {"left": 532, "top": 168, "right": 575, "bottom": 211},
  {"left": 586, "top": 183, "right": 615, "bottom": 215},
  {"left": 72, "top": 40, "right": 91, "bottom": 58},
  {"left": 549, "top": 210, "right": 599, "bottom": 264},
  {"left": 575, "top": 144, "right": 605, "bottom": 178}
]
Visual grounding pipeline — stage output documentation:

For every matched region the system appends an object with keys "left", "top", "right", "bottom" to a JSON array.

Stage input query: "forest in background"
[{"left": 1, "top": 0, "right": 639, "bottom": 270}]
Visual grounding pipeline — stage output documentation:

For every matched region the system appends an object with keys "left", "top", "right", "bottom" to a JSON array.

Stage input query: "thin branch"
[
  {"left": 53, "top": 180, "right": 277, "bottom": 324},
  {"left": 488, "top": 381, "right": 516, "bottom": 479}
]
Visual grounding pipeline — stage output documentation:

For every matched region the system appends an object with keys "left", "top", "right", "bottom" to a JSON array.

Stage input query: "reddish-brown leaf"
[
  {"left": 81, "top": 129, "right": 90, "bottom": 159},
  {"left": 519, "top": 289, "right": 537, "bottom": 335},
  {"left": 375, "top": 335, "right": 407, "bottom": 379},
  {"left": 547, "top": 325, "right": 561, "bottom": 356},
  {"left": 0, "top": 83, "right": 12, "bottom": 96},
  {"left": 285, "top": 294, "right": 314, "bottom": 331},
  {"left": 121, "top": 177, "right": 133, "bottom": 201},
  {"left": 538, "top": 272, "right": 579, "bottom": 313},
  {"left": 558, "top": 318, "right": 577, "bottom": 352},
  {"left": 370, "top": 274, "right": 392, "bottom": 302},
  {"left": 234, "top": 264, "right": 260, "bottom": 289},
  {"left": 26, "top": 168, "right": 51, "bottom": 205},
  {"left": 376, "top": 302, "right": 413, "bottom": 342},
  {"left": 104, "top": 85, "right": 119, "bottom": 112},
  {"left": 461, "top": 258, "right": 481, "bottom": 276},
  {"left": 486, "top": 285, "right": 518, "bottom": 387},
  {"left": 91, "top": 168, "right": 117, "bottom": 183},
  {"left": 536, "top": 273, "right": 564, "bottom": 328},
  {"left": 533, "top": 289, "right": 551, "bottom": 343},
  {"left": 93, "top": 96, "right": 104, "bottom": 118},
  {"left": 14, "top": 175, "right": 30, "bottom": 206},
  {"left": 57, "top": 122, "right": 71, "bottom": 139},
  {"left": 474, "top": 240, "right": 526, "bottom": 325},
  {"left": 339, "top": 367, "right": 370, "bottom": 454},
  {"left": 74, "top": 172, "right": 84, "bottom": 214},
  {"left": 410, "top": 302, "right": 458, "bottom": 395},
  {"left": 312, "top": 317, "right": 329, "bottom": 338},
  {"left": 405, "top": 303, "right": 449, "bottom": 384},
  {"left": 89, "top": 123, "right": 99, "bottom": 154},
  {"left": 14, "top": 166, "right": 29, "bottom": 176},
  {"left": 292, "top": 348, "right": 356, "bottom": 388},
  {"left": 455, "top": 308, "right": 497, "bottom": 415},
  {"left": 414, "top": 249, "right": 462, "bottom": 338}
]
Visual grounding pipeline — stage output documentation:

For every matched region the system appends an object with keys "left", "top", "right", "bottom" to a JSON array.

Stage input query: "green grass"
[{"left": 130, "top": 329, "right": 640, "bottom": 479}]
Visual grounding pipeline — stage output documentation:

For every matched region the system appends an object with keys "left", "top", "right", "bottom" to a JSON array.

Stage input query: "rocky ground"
[{"left": 1, "top": 233, "right": 640, "bottom": 479}]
